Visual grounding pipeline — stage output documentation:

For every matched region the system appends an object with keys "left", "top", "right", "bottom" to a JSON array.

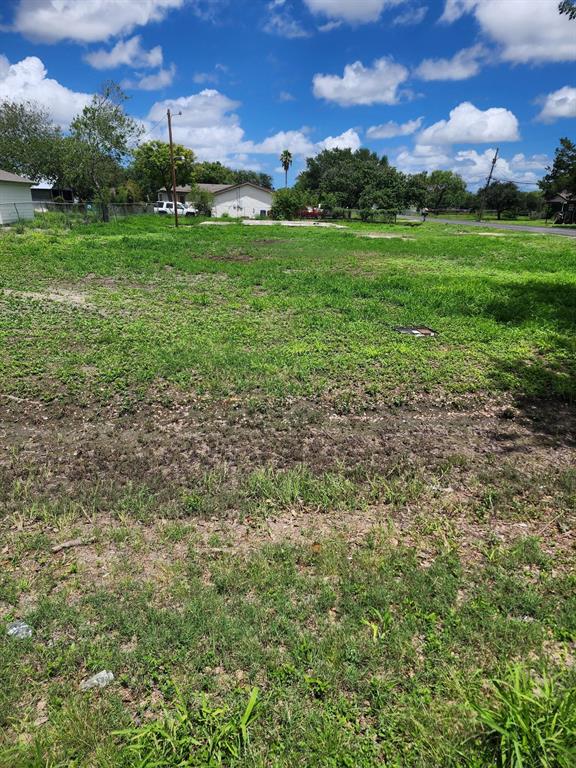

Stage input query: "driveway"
[{"left": 401, "top": 216, "right": 576, "bottom": 238}]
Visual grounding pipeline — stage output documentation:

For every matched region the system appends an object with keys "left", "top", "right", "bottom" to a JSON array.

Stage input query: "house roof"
[
  {"left": 158, "top": 182, "right": 273, "bottom": 196},
  {"left": 0, "top": 169, "right": 34, "bottom": 185}
]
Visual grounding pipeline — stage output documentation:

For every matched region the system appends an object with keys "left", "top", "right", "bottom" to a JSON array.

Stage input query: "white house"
[
  {"left": 0, "top": 170, "right": 35, "bottom": 225},
  {"left": 158, "top": 182, "right": 273, "bottom": 219}
]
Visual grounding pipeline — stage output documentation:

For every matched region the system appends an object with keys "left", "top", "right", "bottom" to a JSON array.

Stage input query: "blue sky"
[{"left": 1, "top": 0, "right": 575, "bottom": 188}]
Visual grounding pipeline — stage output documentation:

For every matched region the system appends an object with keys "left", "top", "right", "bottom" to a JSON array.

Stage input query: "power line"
[
  {"left": 138, "top": 116, "right": 166, "bottom": 144},
  {"left": 493, "top": 177, "right": 541, "bottom": 186}
]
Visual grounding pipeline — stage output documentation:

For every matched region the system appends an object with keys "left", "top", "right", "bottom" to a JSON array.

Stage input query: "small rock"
[
  {"left": 80, "top": 670, "right": 114, "bottom": 691},
  {"left": 7, "top": 620, "right": 33, "bottom": 639}
]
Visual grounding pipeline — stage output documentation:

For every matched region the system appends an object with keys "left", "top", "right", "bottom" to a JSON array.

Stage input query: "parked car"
[{"left": 153, "top": 201, "right": 197, "bottom": 216}]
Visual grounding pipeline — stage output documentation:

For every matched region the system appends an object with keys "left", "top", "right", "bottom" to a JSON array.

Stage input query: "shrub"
[{"left": 270, "top": 188, "right": 308, "bottom": 220}]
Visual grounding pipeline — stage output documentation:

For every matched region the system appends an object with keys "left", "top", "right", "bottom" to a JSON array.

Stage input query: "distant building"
[
  {"left": 157, "top": 182, "right": 273, "bottom": 218},
  {"left": 30, "top": 182, "right": 74, "bottom": 205},
  {"left": 0, "top": 170, "right": 34, "bottom": 225}
]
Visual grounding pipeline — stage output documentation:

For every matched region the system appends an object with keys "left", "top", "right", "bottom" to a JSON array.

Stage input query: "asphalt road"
[{"left": 401, "top": 216, "right": 576, "bottom": 238}]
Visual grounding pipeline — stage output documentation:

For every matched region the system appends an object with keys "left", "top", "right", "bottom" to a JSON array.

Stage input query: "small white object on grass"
[
  {"left": 6, "top": 620, "right": 33, "bottom": 639},
  {"left": 80, "top": 670, "right": 114, "bottom": 691}
]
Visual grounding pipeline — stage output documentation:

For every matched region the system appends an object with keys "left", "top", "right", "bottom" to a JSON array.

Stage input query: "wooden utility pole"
[
  {"left": 167, "top": 108, "right": 179, "bottom": 228},
  {"left": 478, "top": 147, "right": 499, "bottom": 222}
]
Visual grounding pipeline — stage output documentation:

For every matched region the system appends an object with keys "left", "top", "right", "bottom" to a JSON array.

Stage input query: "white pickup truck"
[{"left": 153, "top": 201, "right": 197, "bottom": 216}]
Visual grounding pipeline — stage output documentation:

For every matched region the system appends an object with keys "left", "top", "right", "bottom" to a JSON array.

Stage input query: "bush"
[{"left": 271, "top": 188, "right": 308, "bottom": 220}]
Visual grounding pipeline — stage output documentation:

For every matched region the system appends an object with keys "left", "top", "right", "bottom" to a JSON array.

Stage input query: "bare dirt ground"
[{"left": 1, "top": 390, "right": 574, "bottom": 572}]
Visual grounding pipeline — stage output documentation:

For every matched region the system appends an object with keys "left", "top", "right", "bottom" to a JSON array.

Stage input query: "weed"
[{"left": 469, "top": 664, "right": 576, "bottom": 768}]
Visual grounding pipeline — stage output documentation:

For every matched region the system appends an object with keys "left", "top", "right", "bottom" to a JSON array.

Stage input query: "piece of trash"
[
  {"left": 394, "top": 326, "right": 436, "bottom": 337},
  {"left": 80, "top": 670, "right": 114, "bottom": 691},
  {"left": 7, "top": 620, "right": 33, "bottom": 639}
]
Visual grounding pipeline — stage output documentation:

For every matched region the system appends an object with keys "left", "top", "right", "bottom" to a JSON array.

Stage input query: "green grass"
[
  {"left": 1, "top": 214, "right": 575, "bottom": 766},
  {"left": 1, "top": 214, "right": 575, "bottom": 404},
  {"left": 1, "top": 533, "right": 575, "bottom": 766}
]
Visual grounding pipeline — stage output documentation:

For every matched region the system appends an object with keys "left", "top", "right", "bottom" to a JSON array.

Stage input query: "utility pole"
[
  {"left": 167, "top": 108, "right": 180, "bottom": 228},
  {"left": 478, "top": 147, "right": 499, "bottom": 222}
]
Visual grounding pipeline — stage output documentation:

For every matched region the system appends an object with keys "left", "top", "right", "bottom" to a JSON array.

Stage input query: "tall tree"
[
  {"left": 485, "top": 181, "right": 520, "bottom": 219},
  {"left": 194, "top": 161, "right": 235, "bottom": 184},
  {"left": 297, "top": 147, "right": 417, "bottom": 211},
  {"left": 539, "top": 138, "right": 576, "bottom": 197},
  {"left": 65, "top": 82, "right": 141, "bottom": 218},
  {"left": 0, "top": 100, "right": 64, "bottom": 183},
  {"left": 231, "top": 169, "right": 273, "bottom": 189},
  {"left": 280, "top": 150, "right": 293, "bottom": 188},
  {"left": 131, "top": 140, "right": 195, "bottom": 200},
  {"left": 424, "top": 170, "right": 467, "bottom": 210}
]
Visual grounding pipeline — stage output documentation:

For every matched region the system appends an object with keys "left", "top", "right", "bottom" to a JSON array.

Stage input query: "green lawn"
[{"left": 0, "top": 215, "right": 575, "bottom": 767}]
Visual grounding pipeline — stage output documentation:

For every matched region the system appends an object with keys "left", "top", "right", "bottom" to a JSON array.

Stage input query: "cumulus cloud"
[
  {"left": 418, "top": 102, "right": 520, "bottom": 145},
  {"left": 11, "top": 0, "right": 185, "bottom": 43},
  {"left": 313, "top": 57, "right": 409, "bottom": 106},
  {"left": 392, "top": 6, "right": 428, "bottom": 25},
  {"left": 123, "top": 65, "right": 176, "bottom": 91},
  {"left": 414, "top": 44, "right": 486, "bottom": 81},
  {"left": 304, "top": 0, "right": 402, "bottom": 23},
  {"left": 396, "top": 144, "right": 548, "bottom": 187},
  {"left": 536, "top": 86, "right": 576, "bottom": 123},
  {"left": 367, "top": 117, "right": 423, "bottom": 139},
  {"left": 440, "top": 0, "right": 576, "bottom": 63},
  {"left": 318, "top": 128, "right": 362, "bottom": 151},
  {"left": 0, "top": 55, "right": 91, "bottom": 126},
  {"left": 84, "top": 36, "right": 163, "bottom": 70},
  {"left": 146, "top": 88, "right": 357, "bottom": 164},
  {"left": 146, "top": 89, "right": 245, "bottom": 162}
]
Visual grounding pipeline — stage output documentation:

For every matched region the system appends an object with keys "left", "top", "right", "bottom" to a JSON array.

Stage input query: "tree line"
[{"left": 1, "top": 83, "right": 573, "bottom": 222}]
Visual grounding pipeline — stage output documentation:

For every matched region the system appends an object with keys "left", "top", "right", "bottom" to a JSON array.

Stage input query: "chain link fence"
[{"left": 0, "top": 200, "right": 154, "bottom": 228}]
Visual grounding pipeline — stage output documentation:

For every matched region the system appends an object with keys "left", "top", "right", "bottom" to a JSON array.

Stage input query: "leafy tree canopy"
[
  {"left": 0, "top": 99, "right": 64, "bottom": 183},
  {"left": 295, "top": 147, "right": 421, "bottom": 211},
  {"left": 422, "top": 170, "right": 467, "bottom": 210},
  {"left": 539, "top": 138, "right": 576, "bottom": 197},
  {"left": 131, "top": 140, "right": 195, "bottom": 200},
  {"left": 485, "top": 181, "right": 521, "bottom": 219},
  {"left": 64, "top": 82, "right": 142, "bottom": 210}
]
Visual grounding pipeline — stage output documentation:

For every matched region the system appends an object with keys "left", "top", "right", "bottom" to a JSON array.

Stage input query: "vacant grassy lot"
[{"left": 1, "top": 215, "right": 575, "bottom": 766}]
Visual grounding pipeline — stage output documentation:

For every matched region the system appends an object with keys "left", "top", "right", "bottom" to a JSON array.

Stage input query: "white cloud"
[
  {"left": 146, "top": 87, "right": 361, "bottom": 167},
  {"left": 304, "top": 0, "right": 403, "bottom": 23},
  {"left": 278, "top": 91, "right": 296, "bottom": 102},
  {"left": 392, "top": 6, "right": 427, "bottom": 25},
  {"left": 440, "top": 0, "right": 576, "bottom": 63},
  {"left": 536, "top": 86, "right": 576, "bottom": 123},
  {"left": 11, "top": 0, "right": 185, "bottom": 43},
  {"left": 419, "top": 102, "right": 519, "bottom": 145},
  {"left": 414, "top": 44, "right": 486, "bottom": 81},
  {"left": 313, "top": 57, "right": 409, "bottom": 106},
  {"left": 367, "top": 117, "right": 423, "bottom": 139},
  {"left": 395, "top": 143, "right": 453, "bottom": 172},
  {"left": 318, "top": 128, "right": 362, "bottom": 151},
  {"left": 0, "top": 55, "right": 91, "bottom": 126},
  {"left": 396, "top": 144, "right": 549, "bottom": 187},
  {"left": 318, "top": 20, "right": 343, "bottom": 31},
  {"left": 146, "top": 89, "right": 245, "bottom": 162},
  {"left": 263, "top": 0, "right": 310, "bottom": 37},
  {"left": 123, "top": 65, "right": 176, "bottom": 91},
  {"left": 84, "top": 36, "right": 163, "bottom": 70},
  {"left": 244, "top": 129, "right": 316, "bottom": 156}
]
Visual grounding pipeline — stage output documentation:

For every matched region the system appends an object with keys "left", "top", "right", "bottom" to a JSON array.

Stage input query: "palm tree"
[{"left": 280, "top": 150, "right": 293, "bottom": 188}]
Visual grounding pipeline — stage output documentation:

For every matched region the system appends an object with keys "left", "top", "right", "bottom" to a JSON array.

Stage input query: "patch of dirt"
[
  {"left": 457, "top": 232, "right": 508, "bottom": 237},
  {"left": 2, "top": 287, "right": 94, "bottom": 309},
  {"left": 199, "top": 221, "right": 235, "bottom": 226},
  {"left": 253, "top": 238, "right": 291, "bottom": 245},
  {"left": 242, "top": 220, "right": 347, "bottom": 229},
  {"left": 356, "top": 233, "right": 415, "bottom": 241}
]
